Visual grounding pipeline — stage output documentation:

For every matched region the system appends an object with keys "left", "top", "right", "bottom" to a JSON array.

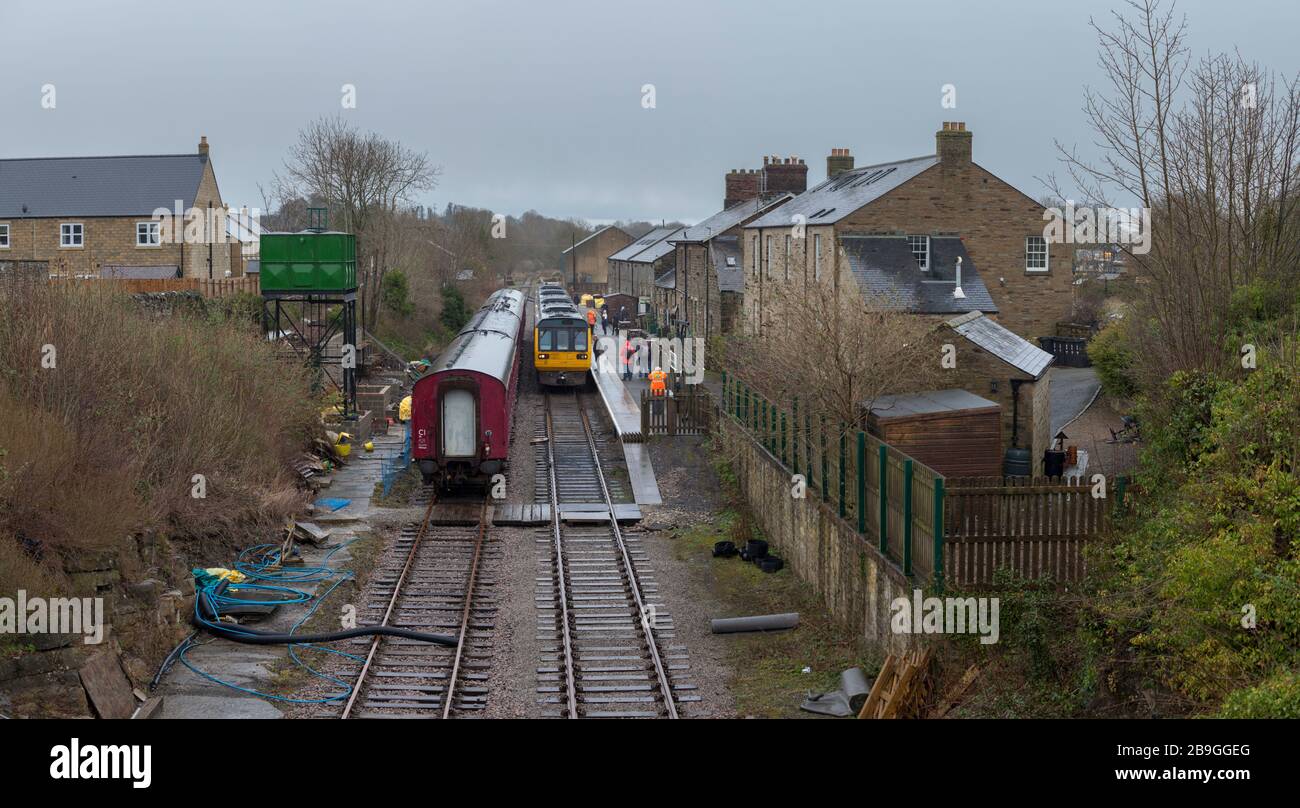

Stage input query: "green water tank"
[{"left": 260, "top": 231, "right": 357, "bottom": 292}]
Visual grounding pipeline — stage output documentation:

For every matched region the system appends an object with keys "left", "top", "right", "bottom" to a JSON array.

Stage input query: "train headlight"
[
  {"left": 577, "top": 353, "right": 588, "bottom": 360},
  {"left": 538, "top": 353, "right": 548, "bottom": 359}
]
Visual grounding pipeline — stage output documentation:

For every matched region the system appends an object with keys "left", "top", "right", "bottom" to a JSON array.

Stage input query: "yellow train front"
[{"left": 534, "top": 291, "right": 592, "bottom": 387}]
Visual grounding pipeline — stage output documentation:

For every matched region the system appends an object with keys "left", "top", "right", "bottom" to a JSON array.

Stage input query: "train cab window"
[
  {"left": 555, "top": 329, "right": 571, "bottom": 351},
  {"left": 539, "top": 329, "right": 555, "bottom": 351},
  {"left": 573, "top": 328, "right": 588, "bottom": 351}
]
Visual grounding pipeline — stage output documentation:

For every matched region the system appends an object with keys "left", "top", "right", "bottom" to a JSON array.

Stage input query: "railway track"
[
  {"left": 339, "top": 495, "right": 498, "bottom": 718},
  {"left": 535, "top": 392, "right": 695, "bottom": 717}
]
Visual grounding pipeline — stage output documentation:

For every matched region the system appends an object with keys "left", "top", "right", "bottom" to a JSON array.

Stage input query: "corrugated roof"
[
  {"left": 870, "top": 388, "right": 1000, "bottom": 419},
  {"left": 608, "top": 226, "right": 676, "bottom": 262},
  {"left": 946, "top": 311, "right": 1054, "bottom": 379},
  {"left": 629, "top": 226, "right": 684, "bottom": 263},
  {"left": 674, "top": 194, "right": 793, "bottom": 243},
  {"left": 748, "top": 155, "right": 938, "bottom": 229},
  {"left": 0, "top": 154, "right": 209, "bottom": 218},
  {"left": 711, "top": 236, "right": 744, "bottom": 292},
  {"left": 844, "top": 236, "right": 998, "bottom": 315}
]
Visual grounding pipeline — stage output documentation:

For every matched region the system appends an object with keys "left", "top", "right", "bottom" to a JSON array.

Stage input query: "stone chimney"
[
  {"left": 827, "top": 147, "right": 854, "bottom": 178},
  {"left": 936, "top": 122, "right": 971, "bottom": 165},
  {"left": 198, "top": 135, "right": 210, "bottom": 156},
  {"left": 763, "top": 156, "right": 808, "bottom": 197},
  {"left": 724, "top": 168, "right": 762, "bottom": 209}
]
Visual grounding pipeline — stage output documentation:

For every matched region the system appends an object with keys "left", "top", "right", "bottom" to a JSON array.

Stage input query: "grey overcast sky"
[{"left": 2, "top": 0, "right": 1296, "bottom": 224}]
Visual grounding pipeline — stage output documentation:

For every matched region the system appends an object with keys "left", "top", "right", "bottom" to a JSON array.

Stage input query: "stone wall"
[
  {"left": 718, "top": 415, "right": 922, "bottom": 655},
  {"left": 0, "top": 530, "right": 194, "bottom": 718}
]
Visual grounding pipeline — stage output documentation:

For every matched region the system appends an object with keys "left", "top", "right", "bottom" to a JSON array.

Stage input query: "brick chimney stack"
[
  {"left": 936, "top": 122, "right": 971, "bottom": 165},
  {"left": 763, "top": 155, "right": 808, "bottom": 197},
  {"left": 827, "top": 147, "right": 854, "bottom": 178},
  {"left": 198, "top": 135, "right": 210, "bottom": 156},
  {"left": 724, "top": 168, "right": 762, "bottom": 209}
]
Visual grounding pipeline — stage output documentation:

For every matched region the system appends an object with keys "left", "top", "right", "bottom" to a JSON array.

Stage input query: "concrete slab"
[{"left": 593, "top": 365, "right": 662, "bottom": 505}]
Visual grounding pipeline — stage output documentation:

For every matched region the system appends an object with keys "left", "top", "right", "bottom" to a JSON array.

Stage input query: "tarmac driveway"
[{"left": 1050, "top": 366, "right": 1102, "bottom": 437}]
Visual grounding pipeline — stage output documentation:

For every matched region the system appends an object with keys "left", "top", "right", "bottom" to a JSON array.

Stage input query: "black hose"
[{"left": 196, "top": 582, "right": 457, "bottom": 647}]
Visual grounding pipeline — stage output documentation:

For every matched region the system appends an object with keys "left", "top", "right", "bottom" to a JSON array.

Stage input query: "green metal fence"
[{"left": 721, "top": 372, "right": 947, "bottom": 590}]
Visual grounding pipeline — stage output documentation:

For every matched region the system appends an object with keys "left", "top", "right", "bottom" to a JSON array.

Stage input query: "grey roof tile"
[
  {"left": 711, "top": 236, "right": 743, "bottom": 292},
  {"left": 629, "top": 227, "right": 684, "bottom": 263},
  {"left": 843, "top": 235, "right": 998, "bottom": 315},
  {"left": 870, "top": 388, "right": 1001, "bottom": 419},
  {"left": 748, "top": 155, "right": 938, "bottom": 229},
  {"left": 0, "top": 154, "right": 209, "bottom": 218},
  {"left": 947, "top": 311, "right": 1054, "bottom": 378},
  {"left": 674, "top": 194, "right": 793, "bottom": 242},
  {"left": 608, "top": 226, "right": 676, "bottom": 262},
  {"left": 561, "top": 224, "right": 622, "bottom": 254}
]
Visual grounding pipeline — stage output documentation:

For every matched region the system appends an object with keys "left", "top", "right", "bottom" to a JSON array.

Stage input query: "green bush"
[
  {"left": 382, "top": 270, "right": 414, "bottom": 317},
  {"left": 1219, "top": 671, "right": 1300, "bottom": 718},
  {"left": 1088, "top": 320, "right": 1138, "bottom": 399},
  {"left": 439, "top": 285, "right": 470, "bottom": 333}
]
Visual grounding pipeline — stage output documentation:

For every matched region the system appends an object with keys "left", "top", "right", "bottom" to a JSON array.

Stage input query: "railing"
[
  {"left": 1038, "top": 335, "right": 1091, "bottom": 368},
  {"left": 720, "top": 373, "right": 1117, "bottom": 590},
  {"left": 380, "top": 424, "right": 412, "bottom": 497},
  {"left": 721, "top": 373, "right": 945, "bottom": 588}
]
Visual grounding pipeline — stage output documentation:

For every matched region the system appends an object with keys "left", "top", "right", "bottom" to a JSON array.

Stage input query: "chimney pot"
[
  {"left": 198, "top": 135, "right": 209, "bottom": 155},
  {"left": 936, "top": 122, "right": 972, "bottom": 165}
]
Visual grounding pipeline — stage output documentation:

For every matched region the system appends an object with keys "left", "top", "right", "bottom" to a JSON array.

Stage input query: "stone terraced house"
[{"left": 0, "top": 137, "right": 239, "bottom": 279}]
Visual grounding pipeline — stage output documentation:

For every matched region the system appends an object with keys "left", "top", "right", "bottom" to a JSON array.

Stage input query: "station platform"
[{"left": 592, "top": 362, "right": 662, "bottom": 506}]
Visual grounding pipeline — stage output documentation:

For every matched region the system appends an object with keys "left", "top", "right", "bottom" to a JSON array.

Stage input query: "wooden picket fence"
[
  {"left": 720, "top": 373, "right": 1119, "bottom": 589},
  {"left": 640, "top": 387, "right": 711, "bottom": 436},
  {"left": 52, "top": 276, "right": 260, "bottom": 298},
  {"left": 943, "top": 476, "right": 1111, "bottom": 585}
]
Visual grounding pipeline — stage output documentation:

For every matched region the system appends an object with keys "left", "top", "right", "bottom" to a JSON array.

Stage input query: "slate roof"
[
  {"left": 674, "top": 194, "right": 793, "bottom": 243},
  {"left": 711, "top": 236, "right": 744, "bottom": 292},
  {"left": 843, "top": 235, "right": 998, "bottom": 315},
  {"left": 655, "top": 268, "right": 675, "bottom": 288},
  {"left": 629, "top": 227, "right": 684, "bottom": 263},
  {"left": 748, "top": 154, "right": 938, "bottom": 229},
  {"left": 946, "top": 311, "right": 1054, "bottom": 379},
  {"left": 608, "top": 226, "right": 676, "bottom": 262},
  {"left": 0, "top": 154, "right": 210, "bottom": 218},
  {"left": 561, "top": 224, "right": 623, "bottom": 254}
]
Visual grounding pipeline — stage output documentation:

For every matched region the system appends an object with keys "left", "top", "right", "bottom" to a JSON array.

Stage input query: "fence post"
[
  {"left": 781, "top": 412, "right": 788, "bottom": 467},
  {"left": 838, "top": 432, "right": 847, "bottom": 519},
  {"left": 932, "top": 477, "right": 945, "bottom": 593},
  {"left": 805, "top": 409, "right": 813, "bottom": 487},
  {"left": 902, "top": 459, "right": 914, "bottom": 577},
  {"left": 857, "top": 432, "right": 867, "bottom": 534},
  {"left": 721, "top": 371, "right": 728, "bottom": 413},
  {"left": 792, "top": 397, "right": 799, "bottom": 475},
  {"left": 820, "top": 415, "right": 829, "bottom": 502},
  {"left": 641, "top": 390, "right": 648, "bottom": 436},
  {"left": 878, "top": 445, "right": 888, "bottom": 553}
]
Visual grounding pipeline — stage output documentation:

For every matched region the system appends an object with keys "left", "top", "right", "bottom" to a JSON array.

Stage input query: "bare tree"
[
  {"left": 1046, "top": 0, "right": 1300, "bottom": 381},
  {"left": 275, "top": 117, "right": 439, "bottom": 331},
  {"left": 729, "top": 280, "right": 943, "bottom": 435}
]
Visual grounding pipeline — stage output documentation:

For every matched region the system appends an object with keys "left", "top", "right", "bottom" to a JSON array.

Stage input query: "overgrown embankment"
[{"left": 0, "top": 283, "right": 319, "bottom": 716}]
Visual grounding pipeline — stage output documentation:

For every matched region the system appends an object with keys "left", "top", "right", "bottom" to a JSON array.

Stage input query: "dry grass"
[{"left": 0, "top": 282, "right": 320, "bottom": 586}]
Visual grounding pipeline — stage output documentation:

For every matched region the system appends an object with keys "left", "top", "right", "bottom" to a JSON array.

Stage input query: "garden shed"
[{"left": 868, "top": 389, "right": 1003, "bottom": 477}]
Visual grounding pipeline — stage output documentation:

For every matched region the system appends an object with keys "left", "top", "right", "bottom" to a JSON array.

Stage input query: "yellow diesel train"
[{"left": 534, "top": 284, "right": 592, "bottom": 387}]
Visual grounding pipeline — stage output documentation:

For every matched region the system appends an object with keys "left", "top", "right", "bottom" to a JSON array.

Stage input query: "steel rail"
[
  {"left": 441, "top": 497, "right": 491, "bottom": 719},
  {"left": 542, "top": 394, "right": 580, "bottom": 718},
  {"left": 575, "top": 394, "right": 678, "bottom": 719},
  {"left": 340, "top": 494, "right": 438, "bottom": 719}
]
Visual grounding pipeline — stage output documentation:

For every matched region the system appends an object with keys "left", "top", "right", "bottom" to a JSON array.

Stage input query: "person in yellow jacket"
[{"left": 399, "top": 394, "right": 412, "bottom": 423}]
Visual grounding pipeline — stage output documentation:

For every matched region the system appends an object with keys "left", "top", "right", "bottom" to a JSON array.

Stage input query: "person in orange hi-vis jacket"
[
  {"left": 649, "top": 366, "right": 668, "bottom": 397},
  {"left": 586, "top": 307, "right": 597, "bottom": 333}
]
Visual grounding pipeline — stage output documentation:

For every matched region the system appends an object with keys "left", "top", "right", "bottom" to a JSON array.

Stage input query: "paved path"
[
  {"left": 1050, "top": 367, "right": 1102, "bottom": 438},
  {"left": 592, "top": 362, "right": 663, "bottom": 505}
]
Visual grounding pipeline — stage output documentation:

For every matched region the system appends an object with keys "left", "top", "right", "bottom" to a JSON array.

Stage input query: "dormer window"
[{"left": 907, "top": 235, "right": 929, "bottom": 271}]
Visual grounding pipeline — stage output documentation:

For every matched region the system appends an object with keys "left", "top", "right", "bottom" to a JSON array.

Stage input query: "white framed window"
[
  {"left": 136, "top": 221, "right": 161, "bottom": 246},
  {"left": 1026, "top": 235, "right": 1048, "bottom": 271},
  {"left": 784, "top": 234, "right": 791, "bottom": 279},
  {"left": 814, "top": 233, "right": 822, "bottom": 280},
  {"left": 752, "top": 236, "right": 759, "bottom": 276},
  {"left": 60, "top": 223, "right": 84, "bottom": 248},
  {"left": 907, "top": 235, "right": 929, "bottom": 271},
  {"left": 0, "top": 224, "right": 9, "bottom": 249}
]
